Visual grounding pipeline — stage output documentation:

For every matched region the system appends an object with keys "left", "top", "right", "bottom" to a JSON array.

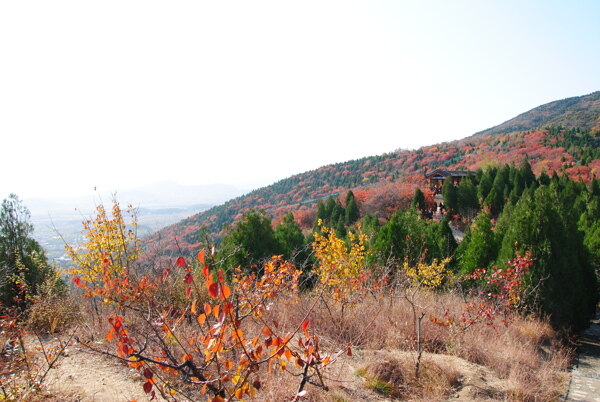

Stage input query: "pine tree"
[
  {"left": 344, "top": 191, "right": 360, "bottom": 225},
  {"left": 458, "top": 211, "right": 497, "bottom": 274},
  {"left": 497, "top": 187, "right": 597, "bottom": 330},
  {"left": 275, "top": 212, "right": 305, "bottom": 261},
  {"left": 411, "top": 188, "right": 426, "bottom": 211}
]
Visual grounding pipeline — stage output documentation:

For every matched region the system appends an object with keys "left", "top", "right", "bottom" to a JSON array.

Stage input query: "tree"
[
  {"left": 371, "top": 208, "right": 441, "bottom": 266},
  {"left": 411, "top": 188, "right": 426, "bottom": 211},
  {"left": 457, "top": 179, "right": 479, "bottom": 218},
  {"left": 274, "top": 212, "right": 305, "bottom": 261},
  {"left": 496, "top": 187, "right": 597, "bottom": 330},
  {"left": 442, "top": 177, "right": 459, "bottom": 214},
  {"left": 219, "top": 210, "right": 280, "bottom": 273},
  {"left": 344, "top": 191, "right": 360, "bottom": 225},
  {"left": 457, "top": 211, "right": 497, "bottom": 275},
  {"left": 0, "top": 194, "right": 53, "bottom": 308}
]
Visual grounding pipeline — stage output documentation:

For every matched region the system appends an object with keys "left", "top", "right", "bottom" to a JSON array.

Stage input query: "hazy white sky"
[{"left": 1, "top": 1, "right": 599, "bottom": 199}]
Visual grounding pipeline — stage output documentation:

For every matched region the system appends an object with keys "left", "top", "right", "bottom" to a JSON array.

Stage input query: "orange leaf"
[
  {"left": 197, "top": 249, "right": 205, "bottom": 264},
  {"left": 212, "top": 304, "right": 220, "bottom": 318},
  {"left": 284, "top": 349, "right": 292, "bottom": 361},
  {"left": 218, "top": 269, "right": 225, "bottom": 283},
  {"left": 262, "top": 326, "right": 272, "bottom": 337},
  {"left": 197, "top": 313, "right": 206, "bottom": 326},
  {"left": 191, "top": 299, "right": 197, "bottom": 315},
  {"left": 301, "top": 320, "right": 309, "bottom": 332},
  {"left": 204, "top": 302, "right": 212, "bottom": 316},
  {"left": 221, "top": 284, "right": 231, "bottom": 300},
  {"left": 176, "top": 256, "right": 186, "bottom": 268},
  {"left": 222, "top": 301, "right": 233, "bottom": 315},
  {"left": 203, "top": 264, "right": 209, "bottom": 280}
]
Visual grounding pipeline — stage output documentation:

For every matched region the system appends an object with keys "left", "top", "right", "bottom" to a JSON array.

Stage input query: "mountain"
[
  {"left": 146, "top": 92, "right": 600, "bottom": 256},
  {"left": 475, "top": 91, "right": 600, "bottom": 137},
  {"left": 27, "top": 181, "right": 244, "bottom": 265}
]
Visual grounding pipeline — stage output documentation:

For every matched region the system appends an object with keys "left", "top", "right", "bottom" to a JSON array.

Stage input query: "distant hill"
[
  {"left": 27, "top": 181, "right": 244, "bottom": 265},
  {"left": 475, "top": 91, "right": 600, "bottom": 137},
  {"left": 146, "top": 92, "right": 600, "bottom": 256}
]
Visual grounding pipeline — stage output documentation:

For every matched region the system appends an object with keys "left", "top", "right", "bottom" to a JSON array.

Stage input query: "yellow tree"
[
  {"left": 312, "top": 220, "right": 368, "bottom": 302},
  {"left": 403, "top": 257, "right": 452, "bottom": 289},
  {"left": 66, "top": 200, "right": 142, "bottom": 301}
]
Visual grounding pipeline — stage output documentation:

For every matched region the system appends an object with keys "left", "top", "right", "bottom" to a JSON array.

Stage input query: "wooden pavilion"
[{"left": 424, "top": 169, "right": 475, "bottom": 194}]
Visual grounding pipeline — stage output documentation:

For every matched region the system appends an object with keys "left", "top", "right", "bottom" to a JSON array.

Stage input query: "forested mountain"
[
  {"left": 146, "top": 92, "right": 600, "bottom": 257},
  {"left": 475, "top": 91, "right": 600, "bottom": 136}
]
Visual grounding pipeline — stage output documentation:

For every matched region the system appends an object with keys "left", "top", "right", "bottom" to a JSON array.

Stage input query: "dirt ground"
[{"left": 38, "top": 345, "right": 522, "bottom": 401}]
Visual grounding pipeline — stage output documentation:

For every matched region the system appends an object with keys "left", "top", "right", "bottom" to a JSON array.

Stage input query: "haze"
[{"left": 1, "top": 1, "right": 599, "bottom": 199}]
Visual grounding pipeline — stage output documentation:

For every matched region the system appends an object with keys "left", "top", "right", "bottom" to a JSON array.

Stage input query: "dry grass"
[
  {"left": 32, "top": 280, "right": 572, "bottom": 401},
  {"left": 268, "top": 287, "right": 573, "bottom": 401}
]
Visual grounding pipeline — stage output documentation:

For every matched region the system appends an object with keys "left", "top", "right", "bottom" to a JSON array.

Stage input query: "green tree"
[
  {"left": 435, "top": 217, "right": 458, "bottom": 259},
  {"left": 0, "top": 194, "right": 54, "bottom": 309},
  {"left": 457, "top": 178, "right": 479, "bottom": 217},
  {"left": 275, "top": 212, "right": 305, "bottom": 261},
  {"left": 442, "top": 177, "right": 459, "bottom": 214},
  {"left": 457, "top": 211, "right": 497, "bottom": 274},
  {"left": 218, "top": 210, "right": 280, "bottom": 273},
  {"left": 372, "top": 208, "right": 441, "bottom": 266},
  {"left": 344, "top": 191, "right": 360, "bottom": 225},
  {"left": 411, "top": 188, "right": 426, "bottom": 211},
  {"left": 496, "top": 187, "right": 597, "bottom": 330}
]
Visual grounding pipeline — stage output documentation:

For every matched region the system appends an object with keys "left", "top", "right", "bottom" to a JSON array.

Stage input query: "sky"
[{"left": 1, "top": 1, "right": 599, "bottom": 199}]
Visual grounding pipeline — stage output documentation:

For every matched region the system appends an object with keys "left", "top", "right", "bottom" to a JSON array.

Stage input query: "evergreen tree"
[
  {"left": 458, "top": 211, "right": 497, "bottom": 274},
  {"left": 497, "top": 187, "right": 597, "bottom": 330},
  {"left": 0, "top": 194, "right": 54, "bottom": 309},
  {"left": 442, "top": 177, "right": 459, "bottom": 214},
  {"left": 219, "top": 210, "right": 281, "bottom": 273},
  {"left": 344, "top": 191, "right": 360, "bottom": 225},
  {"left": 411, "top": 188, "right": 426, "bottom": 211},
  {"left": 435, "top": 217, "right": 458, "bottom": 258},
  {"left": 457, "top": 179, "right": 479, "bottom": 217},
  {"left": 275, "top": 212, "right": 305, "bottom": 261},
  {"left": 519, "top": 158, "right": 536, "bottom": 188},
  {"left": 372, "top": 208, "right": 440, "bottom": 265}
]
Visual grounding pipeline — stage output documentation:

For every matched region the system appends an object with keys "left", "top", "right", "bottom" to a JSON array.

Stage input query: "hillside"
[
  {"left": 475, "top": 91, "right": 600, "bottom": 136},
  {"left": 146, "top": 93, "right": 600, "bottom": 256}
]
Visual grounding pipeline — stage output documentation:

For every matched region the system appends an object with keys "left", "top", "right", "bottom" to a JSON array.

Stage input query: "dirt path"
[
  {"left": 44, "top": 342, "right": 149, "bottom": 401},
  {"left": 565, "top": 308, "right": 600, "bottom": 402}
]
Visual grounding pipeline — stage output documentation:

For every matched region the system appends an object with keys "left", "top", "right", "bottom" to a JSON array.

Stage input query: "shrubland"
[{"left": 1, "top": 160, "right": 598, "bottom": 400}]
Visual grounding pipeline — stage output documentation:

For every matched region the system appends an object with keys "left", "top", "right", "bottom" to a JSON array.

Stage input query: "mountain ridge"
[
  {"left": 474, "top": 91, "right": 600, "bottom": 137},
  {"left": 146, "top": 92, "right": 600, "bottom": 256}
]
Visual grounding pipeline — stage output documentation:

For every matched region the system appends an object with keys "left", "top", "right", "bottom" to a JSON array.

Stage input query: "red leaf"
[
  {"left": 185, "top": 287, "right": 192, "bottom": 298},
  {"left": 143, "top": 380, "right": 153, "bottom": 393},
  {"left": 202, "top": 264, "right": 209, "bottom": 280},
  {"left": 184, "top": 273, "right": 193, "bottom": 284},
  {"left": 208, "top": 282, "right": 219, "bottom": 299},
  {"left": 143, "top": 368, "right": 153, "bottom": 379},
  {"left": 301, "top": 320, "right": 309, "bottom": 332},
  {"left": 176, "top": 256, "right": 186, "bottom": 268},
  {"left": 197, "top": 249, "right": 205, "bottom": 264}
]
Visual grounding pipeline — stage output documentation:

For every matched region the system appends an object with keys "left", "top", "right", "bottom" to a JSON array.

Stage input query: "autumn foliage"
[{"left": 68, "top": 202, "right": 347, "bottom": 400}]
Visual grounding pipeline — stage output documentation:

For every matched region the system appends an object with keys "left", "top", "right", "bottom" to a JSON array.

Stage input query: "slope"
[
  {"left": 145, "top": 92, "right": 600, "bottom": 256},
  {"left": 474, "top": 91, "right": 600, "bottom": 137}
]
